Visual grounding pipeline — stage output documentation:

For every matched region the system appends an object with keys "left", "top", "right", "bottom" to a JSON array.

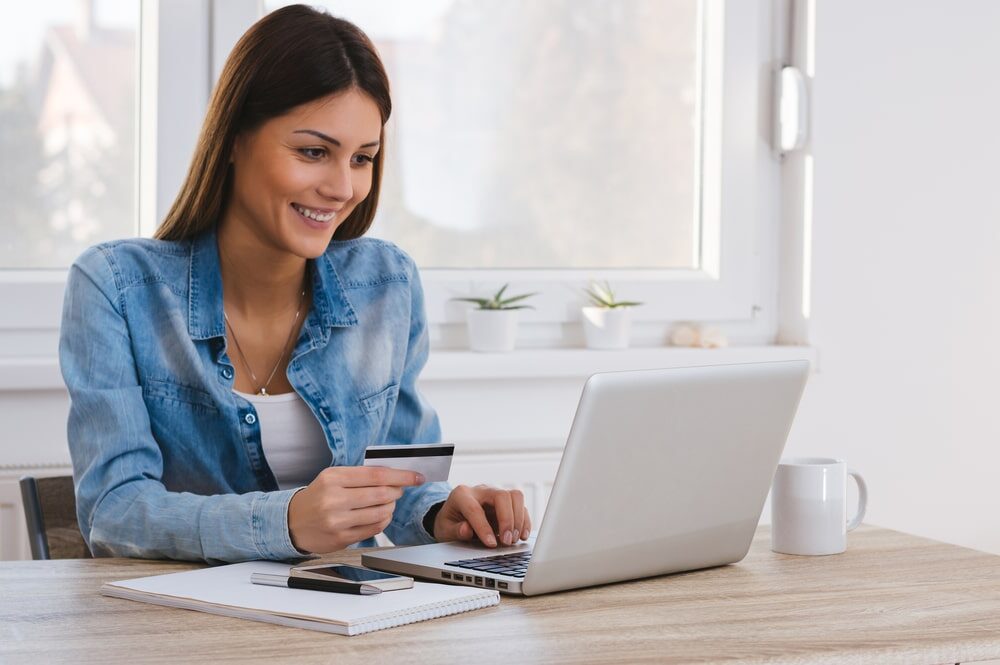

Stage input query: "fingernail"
[
  {"left": 415, "top": 473, "right": 426, "bottom": 484},
  {"left": 487, "top": 534, "right": 497, "bottom": 547},
  {"left": 503, "top": 530, "right": 512, "bottom": 545},
  {"left": 524, "top": 529, "right": 530, "bottom": 539},
  {"left": 512, "top": 529, "right": 519, "bottom": 542}
]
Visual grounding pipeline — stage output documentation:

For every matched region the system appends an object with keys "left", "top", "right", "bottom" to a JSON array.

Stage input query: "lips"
[{"left": 291, "top": 202, "right": 337, "bottom": 223}]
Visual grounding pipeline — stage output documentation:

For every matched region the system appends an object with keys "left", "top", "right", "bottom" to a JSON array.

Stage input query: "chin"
[{"left": 292, "top": 236, "right": 337, "bottom": 259}]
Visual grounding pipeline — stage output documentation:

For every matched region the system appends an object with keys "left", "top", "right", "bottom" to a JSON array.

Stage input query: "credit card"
[{"left": 363, "top": 443, "right": 454, "bottom": 483}]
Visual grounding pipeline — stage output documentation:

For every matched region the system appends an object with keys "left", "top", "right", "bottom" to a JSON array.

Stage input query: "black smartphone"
[{"left": 290, "top": 563, "right": 414, "bottom": 591}]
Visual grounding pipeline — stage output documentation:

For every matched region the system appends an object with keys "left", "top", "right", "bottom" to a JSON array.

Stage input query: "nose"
[{"left": 316, "top": 161, "right": 352, "bottom": 203}]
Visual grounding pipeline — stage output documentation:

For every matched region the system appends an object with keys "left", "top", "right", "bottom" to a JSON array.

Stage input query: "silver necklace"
[{"left": 223, "top": 288, "right": 306, "bottom": 396}]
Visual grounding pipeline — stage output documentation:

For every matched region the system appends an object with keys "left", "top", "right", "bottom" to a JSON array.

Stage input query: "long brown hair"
[{"left": 155, "top": 5, "right": 391, "bottom": 242}]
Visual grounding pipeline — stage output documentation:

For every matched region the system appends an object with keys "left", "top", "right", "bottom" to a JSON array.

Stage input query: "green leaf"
[
  {"left": 498, "top": 292, "right": 539, "bottom": 307},
  {"left": 452, "top": 284, "right": 538, "bottom": 310},
  {"left": 582, "top": 280, "right": 642, "bottom": 308},
  {"left": 452, "top": 297, "right": 491, "bottom": 308},
  {"left": 584, "top": 287, "right": 611, "bottom": 307}
]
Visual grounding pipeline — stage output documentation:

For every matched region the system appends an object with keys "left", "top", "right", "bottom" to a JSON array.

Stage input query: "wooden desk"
[{"left": 3, "top": 525, "right": 1000, "bottom": 664}]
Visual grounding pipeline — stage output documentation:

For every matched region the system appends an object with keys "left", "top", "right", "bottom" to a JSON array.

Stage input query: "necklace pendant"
[{"left": 259, "top": 388, "right": 268, "bottom": 396}]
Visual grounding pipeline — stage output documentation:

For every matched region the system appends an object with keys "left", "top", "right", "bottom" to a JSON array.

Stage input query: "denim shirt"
[{"left": 59, "top": 229, "right": 451, "bottom": 563}]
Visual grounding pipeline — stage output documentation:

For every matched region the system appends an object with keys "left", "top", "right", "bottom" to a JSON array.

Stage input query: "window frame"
[{"left": 0, "top": 0, "right": 787, "bottom": 351}]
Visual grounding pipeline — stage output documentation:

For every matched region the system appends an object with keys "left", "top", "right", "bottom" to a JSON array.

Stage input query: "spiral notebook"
[{"left": 101, "top": 560, "right": 500, "bottom": 636}]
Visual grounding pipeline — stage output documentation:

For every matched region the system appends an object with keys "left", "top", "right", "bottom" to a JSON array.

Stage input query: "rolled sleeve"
[
  {"left": 61, "top": 248, "right": 303, "bottom": 563},
  {"left": 251, "top": 488, "right": 310, "bottom": 560},
  {"left": 381, "top": 260, "right": 453, "bottom": 545}
]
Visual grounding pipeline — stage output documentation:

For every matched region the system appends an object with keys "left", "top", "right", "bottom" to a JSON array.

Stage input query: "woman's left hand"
[{"left": 432, "top": 485, "right": 531, "bottom": 547}]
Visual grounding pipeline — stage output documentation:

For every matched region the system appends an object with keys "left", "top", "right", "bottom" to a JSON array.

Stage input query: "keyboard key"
[{"left": 445, "top": 549, "right": 534, "bottom": 576}]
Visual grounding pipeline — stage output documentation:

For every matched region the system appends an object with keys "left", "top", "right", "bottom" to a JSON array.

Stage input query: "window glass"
[
  {"left": 0, "top": 0, "right": 138, "bottom": 269},
  {"left": 265, "top": 0, "right": 701, "bottom": 270}
]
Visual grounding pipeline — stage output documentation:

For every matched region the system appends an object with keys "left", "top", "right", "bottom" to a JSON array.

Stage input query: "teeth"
[{"left": 293, "top": 204, "right": 335, "bottom": 223}]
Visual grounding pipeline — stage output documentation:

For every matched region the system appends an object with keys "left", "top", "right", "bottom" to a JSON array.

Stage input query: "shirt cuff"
[{"left": 251, "top": 487, "right": 311, "bottom": 560}]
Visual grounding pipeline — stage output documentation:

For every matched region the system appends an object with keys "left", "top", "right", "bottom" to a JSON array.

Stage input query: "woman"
[{"left": 59, "top": 5, "right": 530, "bottom": 563}]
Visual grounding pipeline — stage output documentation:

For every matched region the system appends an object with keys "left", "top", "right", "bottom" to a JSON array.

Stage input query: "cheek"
[
  {"left": 264, "top": 160, "right": 313, "bottom": 198},
  {"left": 234, "top": 157, "right": 306, "bottom": 217}
]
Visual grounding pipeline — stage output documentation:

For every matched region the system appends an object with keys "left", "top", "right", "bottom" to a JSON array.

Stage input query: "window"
[
  {"left": 268, "top": 0, "right": 700, "bottom": 272},
  {"left": 0, "top": 1, "right": 787, "bottom": 351},
  {"left": 0, "top": 0, "right": 139, "bottom": 269},
  {"left": 263, "top": 1, "right": 780, "bottom": 342}
]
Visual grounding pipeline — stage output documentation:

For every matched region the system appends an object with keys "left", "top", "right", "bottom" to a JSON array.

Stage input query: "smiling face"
[{"left": 223, "top": 88, "right": 383, "bottom": 259}]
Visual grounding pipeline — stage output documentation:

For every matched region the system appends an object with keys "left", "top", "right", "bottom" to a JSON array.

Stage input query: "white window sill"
[
  {"left": 421, "top": 345, "right": 818, "bottom": 381},
  {"left": 0, "top": 345, "right": 818, "bottom": 391}
]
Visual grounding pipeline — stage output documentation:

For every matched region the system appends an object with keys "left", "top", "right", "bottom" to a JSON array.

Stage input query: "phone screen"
[{"left": 301, "top": 565, "right": 401, "bottom": 583}]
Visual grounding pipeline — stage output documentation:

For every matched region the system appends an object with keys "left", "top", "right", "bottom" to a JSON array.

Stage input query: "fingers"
[
  {"left": 289, "top": 485, "right": 397, "bottom": 554},
  {"left": 344, "top": 485, "right": 404, "bottom": 510},
  {"left": 339, "top": 513, "right": 394, "bottom": 546},
  {"left": 477, "top": 487, "right": 529, "bottom": 545},
  {"left": 453, "top": 488, "right": 498, "bottom": 547},
  {"left": 433, "top": 499, "right": 474, "bottom": 542},
  {"left": 436, "top": 518, "right": 474, "bottom": 543},
  {"left": 345, "top": 502, "right": 396, "bottom": 530},
  {"left": 322, "top": 465, "right": 424, "bottom": 488},
  {"left": 489, "top": 488, "right": 515, "bottom": 546},
  {"left": 509, "top": 489, "right": 527, "bottom": 542}
]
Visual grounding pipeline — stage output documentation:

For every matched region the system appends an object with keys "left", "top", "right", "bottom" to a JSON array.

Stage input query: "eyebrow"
[{"left": 293, "top": 129, "right": 380, "bottom": 149}]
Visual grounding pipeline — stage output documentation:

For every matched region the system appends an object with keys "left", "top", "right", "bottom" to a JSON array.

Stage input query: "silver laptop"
[{"left": 363, "top": 360, "right": 809, "bottom": 596}]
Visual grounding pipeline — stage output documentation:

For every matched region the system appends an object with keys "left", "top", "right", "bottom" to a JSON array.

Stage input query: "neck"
[{"left": 216, "top": 216, "right": 308, "bottom": 319}]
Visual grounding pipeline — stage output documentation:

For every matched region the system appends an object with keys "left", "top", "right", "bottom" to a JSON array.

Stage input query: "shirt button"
[
  {"left": 244, "top": 413, "right": 257, "bottom": 425},
  {"left": 221, "top": 367, "right": 233, "bottom": 380}
]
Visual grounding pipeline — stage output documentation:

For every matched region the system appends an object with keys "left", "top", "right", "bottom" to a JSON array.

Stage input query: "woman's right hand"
[{"left": 287, "top": 466, "right": 425, "bottom": 554}]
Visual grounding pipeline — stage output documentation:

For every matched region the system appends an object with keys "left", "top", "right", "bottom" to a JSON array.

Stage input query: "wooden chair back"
[{"left": 19, "top": 475, "right": 92, "bottom": 560}]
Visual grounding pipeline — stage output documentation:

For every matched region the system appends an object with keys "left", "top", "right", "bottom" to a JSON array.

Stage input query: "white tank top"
[{"left": 235, "top": 390, "right": 331, "bottom": 491}]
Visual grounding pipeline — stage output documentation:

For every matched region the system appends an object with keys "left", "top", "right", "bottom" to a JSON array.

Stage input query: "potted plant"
[
  {"left": 581, "top": 281, "right": 643, "bottom": 350},
  {"left": 453, "top": 284, "right": 538, "bottom": 352}
]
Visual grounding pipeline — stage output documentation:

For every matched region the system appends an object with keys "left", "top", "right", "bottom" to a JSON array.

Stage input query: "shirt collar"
[{"left": 187, "top": 229, "right": 358, "bottom": 341}]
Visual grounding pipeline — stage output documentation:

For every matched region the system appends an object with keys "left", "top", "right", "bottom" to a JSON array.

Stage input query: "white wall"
[{"left": 781, "top": 0, "right": 1000, "bottom": 554}]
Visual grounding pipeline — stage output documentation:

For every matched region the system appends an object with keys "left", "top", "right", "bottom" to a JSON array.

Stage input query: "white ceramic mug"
[{"left": 770, "top": 457, "right": 868, "bottom": 556}]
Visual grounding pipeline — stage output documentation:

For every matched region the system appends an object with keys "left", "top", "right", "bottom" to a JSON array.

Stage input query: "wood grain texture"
[
  {"left": 34, "top": 475, "right": 92, "bottom": 559},
  {"left": 3, "top": 525, "right": 1000, "bottom": 664}
]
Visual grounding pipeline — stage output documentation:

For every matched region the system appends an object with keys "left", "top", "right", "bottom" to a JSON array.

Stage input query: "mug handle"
[{"left": 846, "top": 468, "right": 868, "bottom": 531}]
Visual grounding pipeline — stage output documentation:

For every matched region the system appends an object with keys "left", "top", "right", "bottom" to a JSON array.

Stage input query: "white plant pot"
[
  {"left": 582, "top": 306, "right": 633, "bottom": 350},
  {"left": 466, "top": 309, "right": 520, "bottom": 352}
]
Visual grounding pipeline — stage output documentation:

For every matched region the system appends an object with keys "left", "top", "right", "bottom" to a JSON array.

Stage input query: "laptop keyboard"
[{"left": 445, "top": 550, "right": 532, "bottom": 578}]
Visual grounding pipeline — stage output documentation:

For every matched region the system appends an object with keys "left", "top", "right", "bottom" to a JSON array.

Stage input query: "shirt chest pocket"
[
  {"left": 356, "top": 383, "right": 399, "bottom": 444},
  {"left": 143, "top": 377, "right": 219, "bottom": 414}
]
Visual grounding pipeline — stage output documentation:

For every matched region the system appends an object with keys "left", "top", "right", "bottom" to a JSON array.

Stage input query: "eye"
[
  {"left": 298, "top": 147, "right": 326, "bottom": 160},
  {"left": 352, "top": 153, "right": 375, "bottom": 166}
]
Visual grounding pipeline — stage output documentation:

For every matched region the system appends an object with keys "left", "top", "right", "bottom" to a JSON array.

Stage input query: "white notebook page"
[{"left": 102, "top": 561, "right": 499, "bottom": 635}]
